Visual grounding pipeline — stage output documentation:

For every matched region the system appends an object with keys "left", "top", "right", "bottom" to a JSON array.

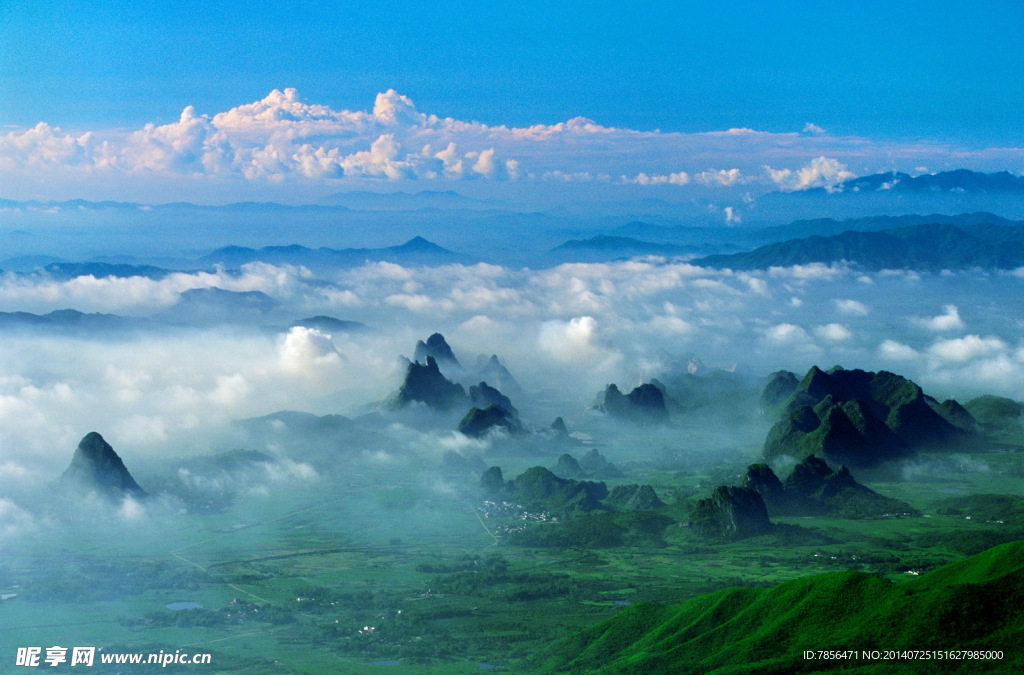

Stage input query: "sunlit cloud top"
[{"left": 4, "top": 88, "right": 1023, "bottom": 202}]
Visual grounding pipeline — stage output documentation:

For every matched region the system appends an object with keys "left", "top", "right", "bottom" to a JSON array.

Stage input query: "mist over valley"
[{"left": 5, "top": 8, "right": 1024, "bottom": 667}]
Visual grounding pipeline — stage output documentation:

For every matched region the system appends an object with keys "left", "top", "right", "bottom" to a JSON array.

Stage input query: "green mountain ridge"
[
  {"left": 763, "top": 366, "right": 975, "bottom": 468},
  {"left": 536, "top": 540, "right": 1024, "bottom": 673}
]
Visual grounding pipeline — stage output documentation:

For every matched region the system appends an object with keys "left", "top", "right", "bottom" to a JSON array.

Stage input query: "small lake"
[{"left": 165, "top": 601, "right": 204, "bottom": 610}]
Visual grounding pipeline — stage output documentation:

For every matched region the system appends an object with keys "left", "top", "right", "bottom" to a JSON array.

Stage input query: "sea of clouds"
[{"left": 1, "top": 259, "right": 1022, "bottom": 488}]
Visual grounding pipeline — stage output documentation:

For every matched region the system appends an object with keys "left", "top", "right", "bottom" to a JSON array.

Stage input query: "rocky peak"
[
  {"left": 413, "top": 333, "right": 460, "bottom": 368},
  {"left": 690, "top": 486, "right": 771, "bottom": 539},
  {"left": 552, "top": 453, "right": 585, "bottom": 479},
  {"left": 60, "top": 432, "right": 146, "bottom": 498},
  {"left": 392, "top": 356, "right": 467, "bottom": 410}
]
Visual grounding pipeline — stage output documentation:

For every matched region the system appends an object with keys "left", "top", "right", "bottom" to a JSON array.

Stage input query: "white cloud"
[
  {"left": 765, "top": 156, "right": 854, "bottom": 191},
  {"left": 6, "top": 89, "right": 1024, "bottom": 200},
  {"left": 0, "top": 123, "right": 94, "bottom": 170},
  {"left": 118, "top": 496, "right": 147, "bottom": 521},
  {"left": 916, "top": 304, "right": 965, "bottom": 331},
  {"left": 279, "top": 326, "right": 343, "bottom": 378},
  {"left": 769, "top": 263, "right": 848, "bottom": 281},
  {"left": 764, "top": 323, "right": 810, "bottom": 344},
  {"left": 879, "top": 339, "right": 920, "bottom": 361},
  {"left": 623, "top": 171, "right": 691, "bottom": 185},
  {"left": 696, "top": 168, "right": 744, "bottom": 186},
  {"left": 0, "top": 263, "right": 309, "bottom": 314},
  {"left": 835, "top": 298, "right": 870, "bottom": 316},
  {"left": 0, "top": 498, "right": 36, "bottom": 538},
  {"left": 2, "top": 89, "right": 519, "bottom": 185},
  {"left": 928, "top": 335, "right": 1007, "bottom": 363},
  {"left": 815, "top": 323, "right": 853, "bottom": 342},
  {"left": 648, "top": 315, "right": 695, "bottom": 336},
  {"left": 538, "top": 316, "right": 618, "bottom": 366},
  {"left": 3, "top": 260, "right": 1024, "bottom": 486}
]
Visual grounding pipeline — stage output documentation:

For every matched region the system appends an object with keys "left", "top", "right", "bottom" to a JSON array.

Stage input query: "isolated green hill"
[
  {"left": 963, "top": 395, "right": 1024, "bottom": 433},
  {"left": 535, "top": 540, "right": 1024, "bottom": 673}
]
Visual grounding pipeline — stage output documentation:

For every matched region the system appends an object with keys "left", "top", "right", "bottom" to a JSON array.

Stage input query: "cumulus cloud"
[
  {"left": 623, "top": 171, "right": 691, "bottom": 185},
  {"left": 695, "top": 168, "right": 744, "bottom": 186},
  {"left": 0, "top": 123, "right": 94, "bottom": 170},
  {"left": 765, "top": 156, "right": 854, "bottom": 191},
  {"left": 12, "top": 89, "right": 1014, "bottom": 198},
  {"left": 928, "top": 335, "right": 1007, "bottom": 363},
  {"left": 835, "top": 298, "right": 870, "bottom": 316},
  {"left": 916, "top": 304, "right": 965, "bottom": 331},
  {"left": 879, "top": 339, "right": 920, "bottom": 361},
  {"left": 538, "top": 316, "right": 618, "bottom": 367},
  {"left": 815, "top": 323, "right": 853, "bottom": 342},
  {"left": 764, "top": 323, "right": 810, "bottom": 344},
  {"left": 3, "top": 259, "right": 1024, "bottom": 491},
  {"left": 2, "top": 89, "right": 519, "bottom": 185},
  {"left": 279, "top": 326, "right": 344, "bottom": 378}
]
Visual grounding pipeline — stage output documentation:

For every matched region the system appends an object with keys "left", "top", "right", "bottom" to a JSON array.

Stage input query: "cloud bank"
[
  {"left": 2, "top": 259, "right": 1023, "bottom": 487},
  {"left": 5, "top": 89, "right": 1021, "bottom": 200}
]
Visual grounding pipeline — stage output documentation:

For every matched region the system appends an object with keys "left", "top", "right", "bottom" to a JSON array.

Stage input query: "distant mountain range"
[
  {"left": 0, "top": 307, "right": 367, "bottom": 334},
  {"left": 548, "top": 235, "right": 699, "bottom": 262},
  {"left": 319, "top": 189, "right": 510, "bottom": 211},
  {"left": 41, "top": 262, "right": 173, "bottom": 280},
  {"left": 828, "top": 169, "right": 1024, "bottom": 195},
  {"left": 755, "top": 211, "right": 1021, "bottom": 242},
  {"left": 4, "top": 170, "right": 1024, "bottom": 271},
  {"left": 0, "top": 309, "right": 156, "bottom": 333},
  {"left": 695, "top": 221, "right": 1024, "bottom": 271},
  {"left": 200, "top": 236, "right": 476, "bottom": 270}
]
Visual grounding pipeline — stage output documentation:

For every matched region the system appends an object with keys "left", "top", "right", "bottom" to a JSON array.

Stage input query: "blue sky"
[{"left": 2, "top": 1, "right": 1023, "bottom": 202}]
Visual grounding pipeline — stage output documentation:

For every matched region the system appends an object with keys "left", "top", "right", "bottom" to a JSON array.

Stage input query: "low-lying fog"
[{"left": 1, "top": 258, "right": 1023, "bottom": 541}]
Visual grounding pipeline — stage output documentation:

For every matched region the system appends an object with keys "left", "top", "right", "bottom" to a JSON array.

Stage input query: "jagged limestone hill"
[
  {"left": 688, "top": 485, "right": 772, "bottom": 540},
  {"left": 578, "top": 448, "right": 621, "bottom": 478},
  {"left": 759, "top": 369, "right": 799, "bottom": 414},
  {"left": 473, "top": 353, "right": 525, "bottom": 400},
  {"left": 60, "top": 432, "right": 146, "bottom": 498},
  {"left": 551, "top": 452, "right": 585, "bottom": 479},
  {"left": 534, "top": 540, "right": 1024, "bottom": 673},
  {"left": 595, "top": 382, "right": 670, "bottom": 424},
  {"left": 468, "top": 381, "right": 517, "bottom": 416},
  {"left": 413, "top": 332, "right": 460, "bottom": 369},
  {"left": 457, "top": 404, "right": 521, "bottom": 438},
  {"left": 389, "top": 356, "right": 468, "bottom": 411},
  {"left": 480, "top": 465, "right": 609, "bottom": 516},
  {"left": 512, "top": 466, "right": 609, "bottom": 515},
  {"left": 549, "top": 416, "right": 570, "bottom": 438},
  {"left": 763, "top": 365, "right": 976, "bottom": 468},
  {"left": 403, "top": 333, "right": 527, "bottom": 413},
  {"left": 743, "top": 456, "right": 917, "bottom": 519},
  {"left": 605, "top": 484, "right": 665, "bottom": 511}
]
